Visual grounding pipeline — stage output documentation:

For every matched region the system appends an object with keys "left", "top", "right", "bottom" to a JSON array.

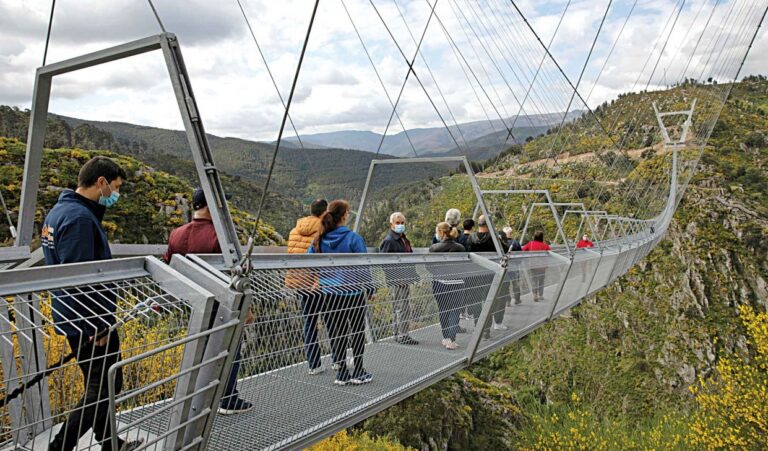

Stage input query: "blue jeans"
[
  {"left": 432, "top": 281, "right": 461, "bottom": 341},
  {"left": 300, "top": 290, "right": 326, "bottom": 370}
]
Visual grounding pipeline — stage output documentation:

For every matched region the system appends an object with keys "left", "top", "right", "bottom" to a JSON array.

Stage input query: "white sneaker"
[
  {"left": 492, "top": 322, "right": 508, "bottom": 331},
  {"left": 441, "top": 338, "right": 459, "bottom": 350},
  {"left": 308, "top": 367, "right": 325, "bottom": 375}
]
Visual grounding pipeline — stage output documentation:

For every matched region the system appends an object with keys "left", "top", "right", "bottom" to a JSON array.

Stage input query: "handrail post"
[
  {"left": 463, "top": 158, "right": 504, "bottom": 257},
  {"left": 465, "top": 254, "right": 507, "bottom": 363},
  {"left": 170, "top": 255, "right": 253, "bottom": 450},
  {"left": 548, "top": 254, "right": 575, "bottom": 320},
  {"left": 353, "top": 161, "right": 376, "bottom": 233}
]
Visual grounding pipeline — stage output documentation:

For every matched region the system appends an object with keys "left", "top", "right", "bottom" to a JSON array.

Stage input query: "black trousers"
[
  {"left": 49, "top": 330, "right": 123, "bottom": 451},
  {"left": 325, "top": 292, "right": 367, "bottom": 373}
]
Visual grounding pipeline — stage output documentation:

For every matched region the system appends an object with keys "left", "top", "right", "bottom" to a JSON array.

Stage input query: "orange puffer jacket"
[{"left": 285, "top": 216, "right": 322, "bottom": 289}]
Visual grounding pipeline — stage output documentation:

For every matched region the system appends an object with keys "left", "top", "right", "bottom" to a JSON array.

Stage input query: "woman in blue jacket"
[{"left": 307, "top": 200, "right": 374, "bottom": 386}]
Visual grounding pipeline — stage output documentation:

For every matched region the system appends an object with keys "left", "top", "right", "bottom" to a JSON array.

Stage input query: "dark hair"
[
  {"left": 462, "top": 219, "right": 475, "bottom": 231},
  {"left": 498, "top": 230, "right": 507, "bottom": 240},
  {"left": 78, "top": 156, "right": 127, "bottom": 188},
  {"left": 314, "top": 200, "right": 350, "bottom": 252},
  {"left": 310, "top": 199, "right": 328, "bottom": 217},
  {"left": 533, "top": 230, "right": 545, "bottom": 242}
]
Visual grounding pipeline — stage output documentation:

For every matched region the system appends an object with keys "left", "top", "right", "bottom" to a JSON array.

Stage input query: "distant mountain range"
[{"left": 286, "top": 111, "right": 583, "bottom": 158}]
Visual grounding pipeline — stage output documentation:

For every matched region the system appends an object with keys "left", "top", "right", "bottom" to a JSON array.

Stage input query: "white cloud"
[{"left": 0, "top": 0, "right": 766, "bottom": 142}]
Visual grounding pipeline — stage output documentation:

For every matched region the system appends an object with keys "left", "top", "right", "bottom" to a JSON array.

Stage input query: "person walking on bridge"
[
  {"left": 576, "top": 234, "right": 595, "bottom": 282},
  {"left": 502, "top": 226, "right": 523, "bottom": 306},
  {"left": 42, "top": 156, "right": 143, "bottom": 451},
  {"left": 433, "top": 208, "right": 462, "bottom": 244},
  {"left": 286, "top": 199, "right": 328, "bottom": 375},
  {"left": 379, "top": 212, "right": 418, "bottom": 345},
  {"left": 308, "top": 200, "right": 374, "bottom": 386},
  {"left": 466, "top": 215, "right": 508, "bottom": 253},
  {"left": 163, "top": 188, "right": 253, "bottom": 415},
  {"left": 576, "top": 234, "right": 594, "bottom": 249},
  {"left": 522, "top": 230, "right": 551, "bottom": 302},
  {"left": 428, "top": 222, "right": 465, "bottom": 349},
  {"left": 466, "top": 215, "right": 508, "bottom": 335},
  {"left": 457, "top": 218, "right": 474, "bottom": 248}
]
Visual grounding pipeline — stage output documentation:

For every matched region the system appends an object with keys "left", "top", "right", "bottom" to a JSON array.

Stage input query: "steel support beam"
[
  {"left": 465, "top": 254, "right": 507, "bottom": 363},
  {"left": 170, "top": 255, "right": 253, "bottom": 450},
  {"left": 16, "top": 32, "right": 242, "bottom": 268},
  {"left": 354, "top": 157, "right": 504, "bottom": 256}
]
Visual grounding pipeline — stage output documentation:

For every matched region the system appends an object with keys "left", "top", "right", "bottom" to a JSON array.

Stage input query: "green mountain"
[
  {"left": 52, "top": 114, "right": 450, "bottom": 209},
  {"left": 0, "top": 106, "right": 454, "bottom": 235},
  {"left": 0, "top": 137, "right": 282, "bottom": 247},
  {"left": 285, "top": 112, "right": 580, "bottom": 157},
  {"left": 321, "top": 77, "right": 768, "bottom": 449}
]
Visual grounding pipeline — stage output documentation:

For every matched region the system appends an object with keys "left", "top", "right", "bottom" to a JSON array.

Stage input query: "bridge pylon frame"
[
  {"left": 353, "top": 156, "right": 505, "bottom": 257},
  {"left": 470, "top": 190, "right": 571, "bottom": 255},
  {"left": 15, "top": 32, "right": 242, "bottom": 269}
]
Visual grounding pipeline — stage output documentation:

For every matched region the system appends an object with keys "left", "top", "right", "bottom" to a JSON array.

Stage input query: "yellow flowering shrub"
[
  {"left": 309, "top": 430, "right": 411, "bottom": 451},
  {"left": 687, "top": 305, "right": 768, "bottom": 449},
  {"left": 517, "top": 393, "right": 689, "bottom": 450},
  {"left": 2, "top": 290, "right": 186, "bottom": 432}
]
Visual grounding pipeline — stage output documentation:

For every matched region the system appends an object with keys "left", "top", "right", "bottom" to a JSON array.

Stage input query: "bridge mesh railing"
[
  {"left": 194, "top": 236, "right": 656, "bottom": 449},
  {"left": 0, "top": 257, "right": 221, "bottom": 451},
  {"left": 205, "top": 254, "right": 496, "bottom": 449},
  {"left": 0, "top": 231, "right": 659, "bottom": 451}
]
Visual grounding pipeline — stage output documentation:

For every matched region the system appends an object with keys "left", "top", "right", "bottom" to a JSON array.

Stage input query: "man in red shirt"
[
  {"left": 522, "top": 231, "right": 550, "bottom": 302},
  {"left": 164, "top": 189, "right": 253, "bottom": 415},
  {"left": 575, "top": 234, "right": 595, "bottom": 282},
  {"left": 576, "top": 234, "right": 594, "bottom": 249}
]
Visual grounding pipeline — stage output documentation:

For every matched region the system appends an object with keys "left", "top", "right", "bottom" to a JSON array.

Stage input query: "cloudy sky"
[{"left": 1, "top": 0, "right": 766, "bottom": 142}]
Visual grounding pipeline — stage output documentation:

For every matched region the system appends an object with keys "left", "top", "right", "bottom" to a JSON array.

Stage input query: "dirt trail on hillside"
[{"left": 479, "top": 143, "right": 670, "bottom": 179}]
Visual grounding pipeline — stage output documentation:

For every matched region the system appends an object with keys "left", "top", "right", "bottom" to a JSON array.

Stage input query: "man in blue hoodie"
[{"left": 42, "top": 156, "right": 142, "bottom": 451}]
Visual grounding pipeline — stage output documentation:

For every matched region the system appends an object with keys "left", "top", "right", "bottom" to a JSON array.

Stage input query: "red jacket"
[
  {"left": 163, "top": 218, "right": 220, "bottom": 263},
  {"left": 576, "top": 239, "right": 594, "bottom": 249},
  {"left": 522, "top": 240, "right": 550, "bottom": 251}
]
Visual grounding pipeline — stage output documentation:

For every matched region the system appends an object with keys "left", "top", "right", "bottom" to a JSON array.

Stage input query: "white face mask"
[{"left": 394, "top": 224, "right": 406, "bottom": 234}]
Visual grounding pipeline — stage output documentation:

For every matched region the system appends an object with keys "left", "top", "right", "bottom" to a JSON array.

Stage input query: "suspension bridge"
[{"left": 0, "top": 0, "right": 766, "bottom": 450}]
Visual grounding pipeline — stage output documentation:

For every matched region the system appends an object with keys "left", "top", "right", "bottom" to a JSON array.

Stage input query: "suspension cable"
[
  {"left": 340, "top": 0, "right": 419, "bottom": 157},
  {"left": 0, "top": 191, "right": 16, "bottom": 239},
  {"left": 147, "top": 0, "right": 167, "bottom": 33},
  {"left": 390, "top": 0, "right": 470, "bottom": 151},
  {"left": 236, "top": 0, "right": 336, "bottom": 203},
  {"left": 246, "top": 0, "right": 320, "bottom": 258},
  {"left": 367, "top": 0, "right": 438, "bottom": 156},
  {"left": 42, "top": 0, "right": 56, "bottom": 65},
  {"left": 507, "top": 0, "right": 621, "bottom": 152},
  {"left": 548, "top": 0, "right": 613, "bottom": 166}
]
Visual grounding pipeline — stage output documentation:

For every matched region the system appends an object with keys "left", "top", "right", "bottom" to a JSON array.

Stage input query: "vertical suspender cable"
[{"left": 0, "top": 191, "right": 16, "bottom": 239}]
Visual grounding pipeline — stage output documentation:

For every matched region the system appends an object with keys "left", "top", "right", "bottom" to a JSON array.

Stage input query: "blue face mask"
[
  {"left": 98, "top": 183, "right": 121, "bottom": 208},
  {"left": 394, "top": 224, "right": 406, "bottom": 234}
]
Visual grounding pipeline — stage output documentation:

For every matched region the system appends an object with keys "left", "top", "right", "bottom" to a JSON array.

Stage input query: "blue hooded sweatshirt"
[
  {"left": 307, "top": 226, "right": 372, "bottom": 295},
  {"left": 42, "top": 190, "right": 116, "bottom": 336}
]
